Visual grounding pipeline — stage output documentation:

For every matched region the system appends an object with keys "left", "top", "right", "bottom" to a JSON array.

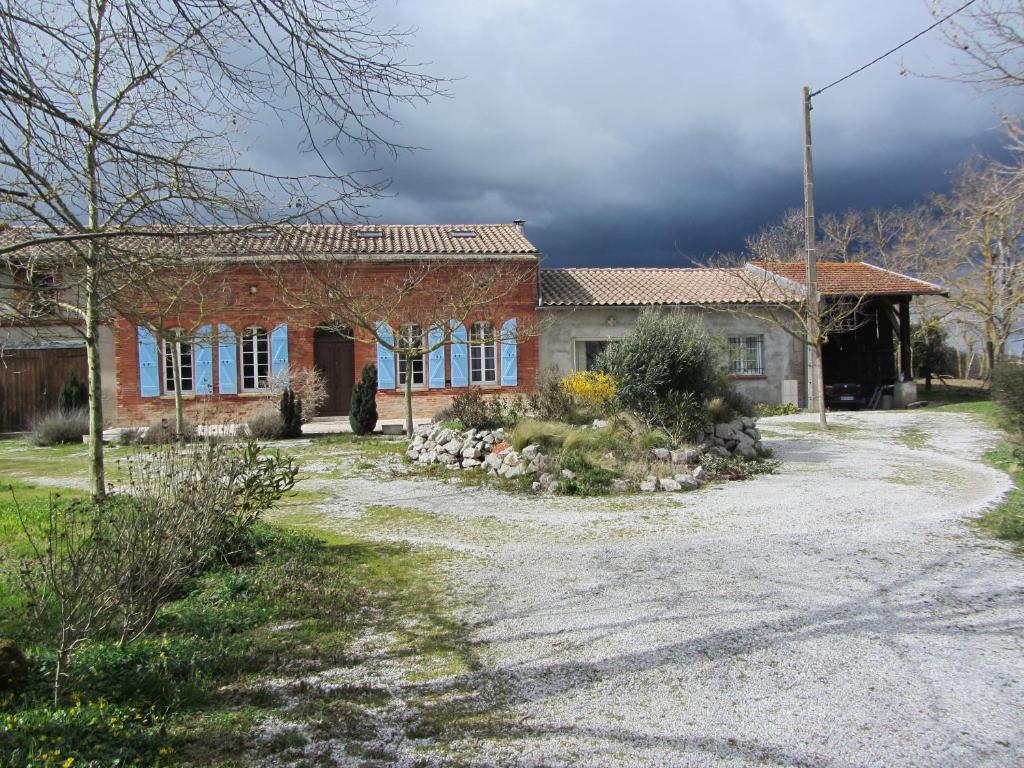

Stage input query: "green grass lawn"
[{"left": 0, "top": 434, "right": 495, "bottom": 767}]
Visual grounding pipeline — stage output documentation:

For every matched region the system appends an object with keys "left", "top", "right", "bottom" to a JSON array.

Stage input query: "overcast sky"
[{"left": 289, "top": 1, "right": 1024, "bottom": 267}]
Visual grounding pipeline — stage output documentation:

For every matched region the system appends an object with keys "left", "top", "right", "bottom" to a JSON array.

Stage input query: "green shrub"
[
  {"left": 57, "top": 371, "right": 88, "bottom": 415},
  {"left": 279, "top": 387, "right": 303, "bottom": 438},
  {"left": 246, "top": 410, "right": 285, "bottom": 439},
  {"left": 116, "top": 426, "right": 144, "bottom": 446},
  {"left": 599, "top": 311, "right": 722, "bottom": 438},
  {"left": 349, "top": 362, "right": 378, "bottom": 435},
  {"left": 0, "top": 639, "right": 29, "bottom": 694},
  {"left": 28, "top": 410, "right": 88, "bottom": 446},
  {"left": 717, "top": 387, "right": 756, "bottom": 419},
  {"left": 992, "top": 362, "right": 1024, "bottom": 438},
  {"left": 756, "top": 402, "right": 799, "bottom": 417}
]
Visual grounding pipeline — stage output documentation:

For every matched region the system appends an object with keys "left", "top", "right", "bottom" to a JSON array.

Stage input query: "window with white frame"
[
  {"left": 241, "top": 326, "right": 270, "bottom": 390},
  {"left": 470, "top": 321, "right": 497, "bottom": 384},
  {"left": 728, "top": 335, "right": 764, "bottom": 376},
  {"left": 163, "top": 332, "right": 194, "bottom": 393},
  {"left": 397, "top": 323, "right": 426, "bottom": 387}
]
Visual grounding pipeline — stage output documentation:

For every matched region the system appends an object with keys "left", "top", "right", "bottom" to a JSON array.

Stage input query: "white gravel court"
[{"left": 318, "top": 410, "right": 1024, "bottom": 766}]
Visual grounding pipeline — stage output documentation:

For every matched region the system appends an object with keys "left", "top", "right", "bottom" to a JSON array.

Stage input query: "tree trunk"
[
  {"left": 404, "top": 352, "right": 414, "bottom": 436},
  {"left": 813, "top": 342, "right": 828, "bottom": 430},
  {"left": 85, "top": 262, "right": 106, "bottom": 500},
  {"left": 171, "top": 338, "right": 185, "bottom": 436}
]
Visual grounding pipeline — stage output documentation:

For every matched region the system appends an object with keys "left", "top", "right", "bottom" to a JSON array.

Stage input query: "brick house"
[{"left": 110, "top": 223, "right": 541, "bottom": 425}]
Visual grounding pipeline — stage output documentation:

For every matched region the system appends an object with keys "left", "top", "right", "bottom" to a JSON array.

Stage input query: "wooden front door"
[{"left": 313, "top": 330, "right": 355, "bottom": 416}]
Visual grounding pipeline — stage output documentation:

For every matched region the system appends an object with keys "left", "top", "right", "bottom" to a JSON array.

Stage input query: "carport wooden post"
[{"left": 899, "top": 299, "right": 912, "bottom": 381}]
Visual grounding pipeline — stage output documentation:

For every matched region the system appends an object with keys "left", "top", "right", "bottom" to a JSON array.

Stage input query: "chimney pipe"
[{"left": 512, "top": 219, "right": 525, "bottom": 232}]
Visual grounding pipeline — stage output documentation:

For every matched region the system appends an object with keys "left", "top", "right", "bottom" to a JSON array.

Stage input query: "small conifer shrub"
[{"left": 349, "top": 362, "right": 379, "bottom": 435}]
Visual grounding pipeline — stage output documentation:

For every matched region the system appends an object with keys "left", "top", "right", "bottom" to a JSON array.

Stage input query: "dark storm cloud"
[{"left": 244, "top": 1, "right": 1024, "bottom": 266}]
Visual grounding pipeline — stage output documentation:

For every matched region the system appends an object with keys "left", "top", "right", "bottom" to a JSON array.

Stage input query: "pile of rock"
[
  {"left": 700, "top": 417, "right": 762, "bottom": 458},
  {"left": 406, "top": 425, "right": 552, "bottom": 478},
  {"left": 636, "top": 447, "right": 707, "bottom": 493}
]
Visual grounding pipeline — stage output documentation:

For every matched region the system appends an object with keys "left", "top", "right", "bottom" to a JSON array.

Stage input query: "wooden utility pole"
[{"left": 802, "top": 85, "right": 827, "bottom": 429}]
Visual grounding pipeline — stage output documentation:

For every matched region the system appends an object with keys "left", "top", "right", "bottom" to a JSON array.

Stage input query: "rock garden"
[{"left": 406, "top": 311, "right": 779, "bottom": 495}]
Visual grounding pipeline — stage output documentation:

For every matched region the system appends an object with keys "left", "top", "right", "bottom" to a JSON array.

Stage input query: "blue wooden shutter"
[
  {"left": 194, "top": 325, "right": 213, "bottom": 394},
  {"left": 449, "top": 321, "right": 468, "bottom": 388},
  {"left": 500, "top": 318, "right": 518, "bottom": 387},
  {"left": 376, "top": 322, "right": 396, "bottom": 390},
  {"left": 217, "top": 324, "right": 238, "bottom": 395},
  {"left": 427, "top": 323, "right": 445, "bottom": 389},
  {"left": 271, "top": 323, "right": 289, "bottom": 380},
  {"left": 137, "top": 326, "right": 160, "bottom": 397}
]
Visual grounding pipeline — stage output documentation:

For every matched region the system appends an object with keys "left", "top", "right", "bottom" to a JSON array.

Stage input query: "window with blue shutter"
[
  {"left": 137, "top": 326, "right": 160, "bottom": 397},
  {"left": 217, "top": 324, "right": 238, "bottom": 394},
  {"left": 194, "top": 325, "right": 214, "bottom": 395},
  {"left": 500, "top": 318, "right": 518, "bottom": 387},
  {"left": 376, "top": 322, "right": 396, "bottom": 390},
  {"left": 449, "top": 321, "right": 468, "bottom": 388},
  {"left": 427, "top": 323, "right": 445, "bottom": 388},
  {"left": 270, "top": 324, "right": 288, "bottom": 380}
]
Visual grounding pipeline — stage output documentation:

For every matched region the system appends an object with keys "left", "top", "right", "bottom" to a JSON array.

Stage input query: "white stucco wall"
[{"left": 539, "top": 305, "right": 805, "bottom": 405}]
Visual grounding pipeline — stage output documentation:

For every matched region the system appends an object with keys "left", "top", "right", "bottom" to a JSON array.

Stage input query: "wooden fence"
[{"left": 0, "top": 346, "right": 88, "bottom": 431}]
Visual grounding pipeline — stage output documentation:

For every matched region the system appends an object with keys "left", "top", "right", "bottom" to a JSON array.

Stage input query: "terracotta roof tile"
[
  {"left": 540, "top": 268, "right": 794, "bottom": 306},
  {"left": 754, "top": 261, "right": 946, "bottom": 296},
  {"left": 0, "top": 223, "right": 538, "bottom": 260}
]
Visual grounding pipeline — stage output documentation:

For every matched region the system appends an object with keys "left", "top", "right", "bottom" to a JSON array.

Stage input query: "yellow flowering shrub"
[{"left": 560, "top": 371, "right": 617, "bottom": 410}]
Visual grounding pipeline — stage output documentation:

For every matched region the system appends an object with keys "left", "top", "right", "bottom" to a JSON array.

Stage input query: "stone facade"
[{"left": 538, "top": 305, "right": 806, "bottom": 406}]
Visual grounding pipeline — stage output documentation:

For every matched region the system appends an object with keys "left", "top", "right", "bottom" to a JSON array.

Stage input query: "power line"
[{"left": 810, "top": 0, "right": 980, "bottom": 98}]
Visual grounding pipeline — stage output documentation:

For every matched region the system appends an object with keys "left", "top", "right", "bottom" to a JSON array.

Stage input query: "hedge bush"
[
  {"left": 993, "top": 362, "right": 1024, "bottom": 438},
  {"left": 349, "top": 363, "right": 378, "bottom": 435}
]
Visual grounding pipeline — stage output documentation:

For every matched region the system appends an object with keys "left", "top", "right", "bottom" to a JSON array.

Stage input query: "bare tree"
[
  {"left": 0, "top": 0, "right": 445, "bottom": 496},
  {"left": 932, "top": 151, "right": 1024, "bottom": 373},
  {"left": 274, "top": 259, "right": 541, "bottom": 435},
  {"left": 932, "top": 0, "right": 1024, "bottom": 90},
  {"left": 113, "top": 251, "right": 230, "bottom": 435}
]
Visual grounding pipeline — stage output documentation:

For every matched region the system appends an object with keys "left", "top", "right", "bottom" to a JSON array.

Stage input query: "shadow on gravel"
[{"left": 453, "top": 549, "right": 1024, "bottom": 765}]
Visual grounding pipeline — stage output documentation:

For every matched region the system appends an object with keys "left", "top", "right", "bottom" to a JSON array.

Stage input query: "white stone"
[
  {"left": 611, "top": 479, "right": 631, "bottom": 492},
  {"left": 461, "top": 445, "right": 483, "bottom": 460},
  {"left": 692, "top": 465, "right": 706, "bottom": 483},
  {"left": 462, "top": 458, "right": 481, "bottom": 468},
  {"left": 561, "top": 469, "right": 576, "bottom": 479},
  {"left": 545, "top": 481, "right": 560, "bottom": 494},
  {"left": 639, "top": 477, "right": 658, "bottom": 492},
  {"left": 592, "top": 419, "right": 609, "bottom": 429},
  {"left": 714, "top": 423, "right": 735, "bottom": 440},
  {"left": 532, "top": 481, "right": 542, "bottom": 492},
  {"left": 673, "top": 474, "right": 700, "bottom": 490},
  {"left": 442, "top": 439, "right": 464, "bottom": 456},
  {"left": 659, "top": 478, "right": 682, "bottom": 492},
  {"left": 521, "top": 444, "right": 540, "bottom": 460},
  {"left": 651, "top": 447, "right": 671, "bottom": 461},
  {"left": 405, "top": 448, "right": 420, "bottom": 461}
]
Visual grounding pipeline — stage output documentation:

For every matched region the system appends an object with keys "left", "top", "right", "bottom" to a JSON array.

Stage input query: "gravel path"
[{"left": 310, "top": 410, "right": 1024, "bottom": 767}]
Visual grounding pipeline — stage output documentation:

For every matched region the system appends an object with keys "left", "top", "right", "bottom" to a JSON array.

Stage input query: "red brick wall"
[{"left": 113, "top": 260, "right": 539, "bottom": 426}]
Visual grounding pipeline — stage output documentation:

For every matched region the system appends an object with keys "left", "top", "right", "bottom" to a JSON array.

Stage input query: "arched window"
[
  {"left": 163, "top": 331, "right": 194, "bottom": 393},
  {"left": 469, "top": 321, "right": 497, "bottom": 385},
  {"left": 241, "top": 326, "right": 270, "bottom": 390}
]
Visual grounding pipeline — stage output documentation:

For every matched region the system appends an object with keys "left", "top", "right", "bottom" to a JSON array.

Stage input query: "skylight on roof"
[
  {"left": 355, "top": 230, "right": 384, "bottom": 238},
  {"left": 449, "top": 229, "right": 477, "bottom": 238}
]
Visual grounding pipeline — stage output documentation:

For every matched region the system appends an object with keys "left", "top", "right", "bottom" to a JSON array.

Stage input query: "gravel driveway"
[{"left": 310, "top": 410, "right": 1024, "bottom": 767}]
